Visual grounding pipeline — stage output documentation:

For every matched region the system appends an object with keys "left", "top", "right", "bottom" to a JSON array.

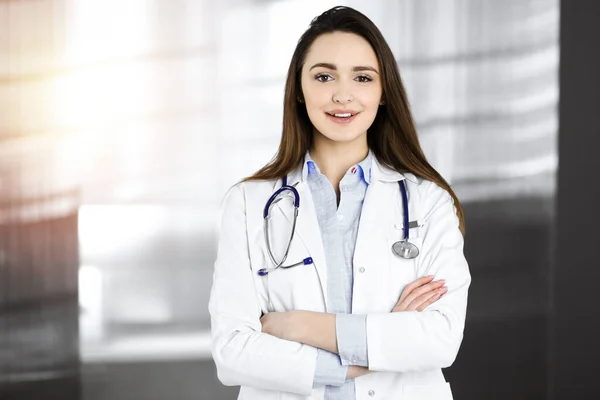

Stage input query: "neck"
[{"left": 309, "top": 133, "right": 369, "bottom": 186}]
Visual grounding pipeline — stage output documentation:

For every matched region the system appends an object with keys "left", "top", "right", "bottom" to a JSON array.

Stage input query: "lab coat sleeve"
[
  {"left": 208, "top": 183, "right": 319, "bottom": 396},
  {"left": 365, "top": 181, "right": 471, "bottom": 372}
]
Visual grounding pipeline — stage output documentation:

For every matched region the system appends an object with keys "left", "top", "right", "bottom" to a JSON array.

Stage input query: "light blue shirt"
[{"left": 305, "top": 150, "right": 372, "bottom": 399}]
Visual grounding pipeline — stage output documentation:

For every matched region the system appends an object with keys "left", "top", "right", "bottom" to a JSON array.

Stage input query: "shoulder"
[
  {"left": 237, "top": 178, "right": 278, "bottom": 197},
  {"left": 403, "top": 174, "right": 456, "bottom": 217},
  {"left": 220, "top": 178, "right": 279, "bottom": 209},
  {"left": 404, "top": 173, "right": 451, "bottom": 197}
]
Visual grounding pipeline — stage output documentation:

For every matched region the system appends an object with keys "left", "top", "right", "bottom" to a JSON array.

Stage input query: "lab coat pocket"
[
  {"left": 403, "top": 382, "right": 453, "bottom": 400},
  {"left": 264, "top": 240, "right": 322, "bottom": 312},
  {"left": 386, "top": 225, "right": 424, "bottom": 311}
]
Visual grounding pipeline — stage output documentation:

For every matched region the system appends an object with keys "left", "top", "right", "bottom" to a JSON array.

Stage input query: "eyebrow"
[{"left": 309, "top": 62, "right": 379, "bottom": 74}]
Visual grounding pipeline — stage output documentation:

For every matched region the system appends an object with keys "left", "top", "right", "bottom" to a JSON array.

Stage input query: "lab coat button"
[
  {"left": 358, "top": 267, "right": 365, "bottom": 273},
  {"left": 337, "top": 214, "right": 344, "bottom": 220},
  {"left": 368, "top": 389, "right": 375, "bottom": 396}
]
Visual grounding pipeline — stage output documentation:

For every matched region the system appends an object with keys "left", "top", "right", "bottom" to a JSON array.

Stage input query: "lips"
[{"left": 325, "top": 110, "right": 359, "bottom": 124}]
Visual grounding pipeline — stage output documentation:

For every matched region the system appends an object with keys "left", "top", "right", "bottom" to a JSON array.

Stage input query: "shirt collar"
[
  {"left": 302, "top": 149, "right": 373, "bottom": 184},
  {"left": 285, "top": 149, "right": 418, "bottom": 186}
]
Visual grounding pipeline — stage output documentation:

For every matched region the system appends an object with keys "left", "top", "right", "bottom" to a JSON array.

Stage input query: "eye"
[
  {"left": 356, "top": 75, "right": 373, "bottom": 83},
  {"left": 315, "top": 73, "right": 333, "bottom": 83}
]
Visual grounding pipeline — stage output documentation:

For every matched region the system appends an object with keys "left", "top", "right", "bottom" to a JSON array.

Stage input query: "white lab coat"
[{"left": 209, "top": 156, "right": 471, "bottom": 400}]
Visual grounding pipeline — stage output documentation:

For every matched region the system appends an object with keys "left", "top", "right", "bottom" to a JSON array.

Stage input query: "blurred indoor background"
[{"left": 2, "top": 0, "right": 597, "bottom": 399}]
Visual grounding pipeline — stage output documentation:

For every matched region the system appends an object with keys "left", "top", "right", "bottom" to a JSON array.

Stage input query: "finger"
[
  {"left": 397, "top": 280, "right": 445, "bottom": 310},
  {"left": 398, "top": 275, "right": 434, "bottom": 304},
  {"left": 410, "top": 286, "right": 448, "bottom": 311},
  {"left": 402, "top": 282, "right": 445, "bottom": 309},
  {"left": 420, "top": 287, "right": 448, "bottom": 311},
  {"left": 415, "top": 293, "right": 441, "bottom": 312},
  {"left": 405, "top": 292, "right": 440, "bottom": 311},
  {"left": 407, "top": 289, "right": 442, "bottom": 311}
]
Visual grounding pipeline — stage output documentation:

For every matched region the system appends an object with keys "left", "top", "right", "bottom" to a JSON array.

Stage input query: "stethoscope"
[{"left": 257, "top": 176, "right": 419, "bottom": 277}]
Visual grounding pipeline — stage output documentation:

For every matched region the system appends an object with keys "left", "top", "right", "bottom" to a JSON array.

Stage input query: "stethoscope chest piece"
[
  {"left": 390, "top": 180, "right": 420, "bottom": 259},
  {"left": 391, "top": 240, "right": 419, "bottom": 259}
]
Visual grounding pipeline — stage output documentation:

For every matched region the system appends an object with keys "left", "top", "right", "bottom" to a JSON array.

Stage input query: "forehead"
[{"left": 304, "top": 31, "right": 379, "bottom": 70}]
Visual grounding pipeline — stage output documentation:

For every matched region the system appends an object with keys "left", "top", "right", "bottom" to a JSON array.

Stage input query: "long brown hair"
[{"left": 241, "top": 6, "right": 465, "bottom": 235}]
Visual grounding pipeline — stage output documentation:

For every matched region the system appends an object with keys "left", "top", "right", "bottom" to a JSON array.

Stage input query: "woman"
[{"left": 209, "top": 6, "right": 470, "bottom": 400}]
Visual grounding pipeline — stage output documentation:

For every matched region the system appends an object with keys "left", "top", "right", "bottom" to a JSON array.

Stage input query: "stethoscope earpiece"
[{"left": 258, "top": 257, "right": 313, "bottom": 276}]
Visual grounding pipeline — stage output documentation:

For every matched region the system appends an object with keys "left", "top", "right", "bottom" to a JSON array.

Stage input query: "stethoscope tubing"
[
  {"left": 263, "top": 176, "right": 299, "bottom": 218},
  {"left": 399, "top": 180, "right": 410, "bottom": 241},
  {"left": 259, "top": 176, "right": 309, "bottom": 276},
  {"left": 391, "top": 179, "right": 420, "bottom": 258},
  {"left": 259, "top": 175, "right": 418, "bottom": 276}
]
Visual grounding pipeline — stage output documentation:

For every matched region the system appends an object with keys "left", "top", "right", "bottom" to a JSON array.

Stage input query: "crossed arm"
[{"left": 260, "top": 276, "right": 448, "bottom": 379}]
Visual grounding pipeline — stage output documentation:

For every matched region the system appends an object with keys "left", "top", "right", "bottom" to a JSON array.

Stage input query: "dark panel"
[
  {"left": 552, "top": 1, "right": 600, "bottom": 399},
  {"left": 445, "top": 197, "right": 553, "bottom": 400}
]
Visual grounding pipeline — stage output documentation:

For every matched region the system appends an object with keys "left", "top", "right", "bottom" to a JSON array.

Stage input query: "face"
[{"left": 300, "top": 31, "right": 383, "bottom": 145}]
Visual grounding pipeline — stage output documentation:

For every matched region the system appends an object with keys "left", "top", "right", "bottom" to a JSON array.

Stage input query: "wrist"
[{"left": 347, "top": 365, "right": 370, "bottom": 380}]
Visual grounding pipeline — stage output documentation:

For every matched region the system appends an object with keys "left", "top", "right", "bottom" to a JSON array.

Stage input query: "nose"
[
  {"left": 333, "top": 96, "right": 353, "bottom": 104},
  {"left": 332, "top": 83, "right": 354, "bottom": 104}
]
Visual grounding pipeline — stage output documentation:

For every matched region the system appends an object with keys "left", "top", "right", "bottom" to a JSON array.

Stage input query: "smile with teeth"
[
  {"left": 327, "top": 112, "right": 355, "bottom": 118},
  {"left": 326, "top": 111, "right": 359, "bottom": 124}
]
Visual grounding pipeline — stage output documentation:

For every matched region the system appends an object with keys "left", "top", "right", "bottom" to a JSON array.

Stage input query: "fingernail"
[
  {"left": 425, "top": 275, "right": 434, "bottom": 279},
  {"left": 440, "top": 286, "right": 448, "bottom": 292},
  {"left": 436, "top": 279, "right": 445, "bottom": 284}
]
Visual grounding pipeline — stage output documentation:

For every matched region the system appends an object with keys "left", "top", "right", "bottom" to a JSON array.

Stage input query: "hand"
[
  {"left": 260, "top": 310, "right": 302, "bottom": 341},
  {"left": 392, "top": 275, "right": 447, "bottom": 312}
]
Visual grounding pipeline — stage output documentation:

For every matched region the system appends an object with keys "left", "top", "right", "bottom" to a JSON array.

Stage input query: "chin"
[
  {"left": 318, "top": 129, "right": 367, "bottom": 144},
  {"left": 332, "top": 135, "right": 363, "bottom": 143}
]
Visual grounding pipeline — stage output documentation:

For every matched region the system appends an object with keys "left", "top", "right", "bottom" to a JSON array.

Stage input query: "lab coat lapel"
[
  {"left": 353, "top": 159, "right": 413, "bottom": 312},
  {"left": 353, "top": 180, "right": 391, "bottom": 277},
  {"left": 273, "top": 180, "right": 329, "bottom": 310}
]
